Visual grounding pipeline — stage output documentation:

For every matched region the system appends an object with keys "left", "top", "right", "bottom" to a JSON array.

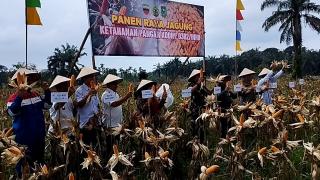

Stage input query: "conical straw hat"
[
  {"left": 218, "top": 75, "right": 231, "bottom": 82},
  {"left": 258, "top": 68, "right": 271, "bottom": 77},
  {"left": 49, "top": 75, "right": 70, "bottom": 89},
  {"left": 239, "top": 68, "right": 256, "bottom": 77},
  {"left": 102, "top": 74, "right": 123, "bottom": 86},
  {"left": 76, "top": 67, "right": 99, "bottom": 80},
  {"left": 137, "top": 79, "right": 156, "bottom": 91},
  {"left": 188, "top": 69, "right": 200, "bottom": 81},
  {"left": 11, "top": 68, "right": 38, "bottom": 80}
]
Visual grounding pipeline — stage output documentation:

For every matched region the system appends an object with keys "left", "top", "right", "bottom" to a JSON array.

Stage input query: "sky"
[{"left": 0, "top": 0, "right": 319, "bottom": 72}]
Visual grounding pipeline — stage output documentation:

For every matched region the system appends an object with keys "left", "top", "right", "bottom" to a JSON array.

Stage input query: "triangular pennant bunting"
[
  {"left": 236, "top": 10, "right": 244, "bottom": 20},
  {"left": 26, "top": 7, "right": 42, "bottom": 25},
  {"left": 237, "top": 0, "right": 245, "bottom": 10}
]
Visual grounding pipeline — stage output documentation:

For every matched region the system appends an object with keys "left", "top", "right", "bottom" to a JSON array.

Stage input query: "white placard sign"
[
  {"left": 51, "top": 92, "right": 68, "bottom": 103},
  {"left": 256, "top": 87, "right": 261, "bottom": 93},
  {"left": 234, "top": 84, "right": 242, "bottom": 92},
  {"left": 289, "top": 82, "right": 295, "bottom": 88},
  {"left": 214, "top": 87, "right": 221, "bottom": 95},
  {"left": 299, "top": 79, "right": 304, "bottom": 85},
  {"left": 269, "top": 83, "right": 278, "bottom": 89},
  {"left": 142, "top": 90, "right": 153, "bottom": 99},
  {"left": 103, "top": 93, "right": 116, "bottom": 103},
  {"left": 181, "top": 88, "right": 192, "bottom": 98}
]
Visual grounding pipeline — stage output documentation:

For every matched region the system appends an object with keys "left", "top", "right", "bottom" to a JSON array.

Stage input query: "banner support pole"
[
  {"left": 92, "top": 55, "right": 96, "bottom": 70},
  {"left": 69, "top": 26, "right": 93, "bottom": 75}
]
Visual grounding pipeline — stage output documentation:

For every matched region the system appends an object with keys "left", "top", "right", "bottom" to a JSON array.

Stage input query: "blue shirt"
[{"left": 257, "top": 70, "right": 284, "bottom": 105}]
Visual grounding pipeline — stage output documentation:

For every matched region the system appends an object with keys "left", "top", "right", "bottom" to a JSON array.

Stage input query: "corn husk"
[
  {"left": 272, "top": 109, "right": 284, "bottom": 119},
  {"left": 297, "top": 114, "right": 305, "bottom": 123},
  {"left": 160, "top": 151, "right": 169, "bottom": 159},
  {"left": 41, "top": 164, "right": 49, "bottom": 175}
]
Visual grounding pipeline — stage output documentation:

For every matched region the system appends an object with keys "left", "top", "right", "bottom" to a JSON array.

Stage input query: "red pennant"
[{"left": 236, "top": 10, "right": 244, "bottom": 20}]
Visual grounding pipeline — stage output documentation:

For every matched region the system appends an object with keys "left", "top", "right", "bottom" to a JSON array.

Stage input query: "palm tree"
[
  {"left": 47, "top": 43, "right": 86, "bottom": 77},
  {"left": 261, "top": 0, "right": 320, "bottom": 78}
]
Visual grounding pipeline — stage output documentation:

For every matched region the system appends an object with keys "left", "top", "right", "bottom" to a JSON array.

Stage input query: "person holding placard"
[
  {"left": 48, "top": 75, "right": 76, "bottom": 136},
  {"left": 257, "top": 62, "right": 285, "bottom": 105},
  {"left": 47, "top": 75, "right": 76, "bottom": 170},
  {"left": 75, "top": 67, "right": 100, "bottom": 146},
  {"left": 216, "top": 75, "right": 237, "bottom": 138},
  {"left": 6, "top": 68, "right": 51, "bottom": 177},
  {"left": 101, "top": 74, "right": 133, "bottom": 128},
  {"left": 134, "top": 79, "right": 167, "bottom": 129},
  {"left": 238, "top": 68, "right": 257, "bottom": 104},
  {"left": 188, "top": 69, "right": 210, "bottom": 143}
]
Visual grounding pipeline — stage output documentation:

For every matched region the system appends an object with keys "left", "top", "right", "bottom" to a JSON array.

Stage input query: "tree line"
[{"left": 1, "top": 46, "right": 320, "bottom": 87}]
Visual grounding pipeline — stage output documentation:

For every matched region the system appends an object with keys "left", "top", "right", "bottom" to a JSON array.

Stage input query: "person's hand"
[
  {"left": 89, "top": 89, "right": 97, "bottom": 96},
  {"left": 270, "top": 61, "right": 277, "bottom": 71},
  {"left": 41, "top": 82, "right": 49, "bottom": 91},
  {"left": 17, "top": 88, "right": 28, "bottom": 98},
  {"left": 128, "top": 83, "right": 134, "bottom": 93},
  {"left": 68, "top": 86, "right": 75, "bottom": 95},
  {"left": 226, "top": 81, "right": 232, "bottom": 91},
  {"left": 162, "top": 86, "right": 168, "bottom": 101}
]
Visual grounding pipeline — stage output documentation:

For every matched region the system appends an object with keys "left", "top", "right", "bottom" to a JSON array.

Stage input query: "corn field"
[{"left": 1, "top": 76, "right": 320, "bottom": 179}]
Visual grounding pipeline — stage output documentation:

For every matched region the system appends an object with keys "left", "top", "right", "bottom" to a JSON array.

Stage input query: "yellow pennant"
[
  {"left": 236, "top": 41, "right": 242, "bottom": 51},
  {"left": 26, "top": 7, "right": 42, "bottom": 25},
  {"left": 237, "top": 0, "right": 245, "bottom": 10}
]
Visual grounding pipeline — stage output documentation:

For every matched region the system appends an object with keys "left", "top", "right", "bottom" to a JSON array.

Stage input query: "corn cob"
[
  {"left": 271, "top": 146, "right": 280, "bottom": 153},
  {"left": 4, "top": 127, "right": 13, "bottom": 138},
  {"left": 200, "top": 68, "right": 204, "bottom": 79},
  {"left": 258, "top": 147, "right": 267, "bottom": 155},
  {"left": 205, "top": 165, "right": 219, "bottom": 175},
  {"left": 70, "top": 75, "right": 76, "bottom": 88},
  {"left": 239, "top": 113, "right": 245, "bottom": 126},
  {"left": 297, "top": 114, "right": 305, "bottom": 123},
  {"left": 113, "top": 145, "right": 119, "bottom": 157},
  {"left": 41, "top": 164, "right": 49, "bottom": 175},
  {"left": 69, "top": 172, "right": 75, "bottom": 180},
  {"left": 128, "top": 83, "right": 134, "bottom": 93}
]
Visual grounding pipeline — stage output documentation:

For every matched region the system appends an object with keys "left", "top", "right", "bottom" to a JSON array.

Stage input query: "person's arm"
[
  {"left": 111, "top": 92, "right": 132, "bottom": 107},
  {"left": 272, "top": 69, "right": 284, "bottom": 80},
  {"left": 76, "top": 89, "right": 95, "bottom": 108},
  {"left": 7, "top": 90, "right": 25, "bottom": 117}
]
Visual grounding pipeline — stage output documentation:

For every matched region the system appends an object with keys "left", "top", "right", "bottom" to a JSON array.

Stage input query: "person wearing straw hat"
[
  {"left": 47, "top": 75, "right": 76, "bottom": 168},
  {"left": 101, "top": 74, "right": 133, "bottom": 128},
  {"left": 188, "top": 69, "right": 210, "bottom": 142},
  {"left": 216, "top": 75, "right": 237, "bottom": 138},
  {"left": 238, "top": 68, "right": 257, "bottom": 104},
  {"left": 6, "top": 68, "right": 51, "bottom": 177},
  {"left": 257, "top": 62, "right": 285, "bottom": 105},
  {"left": 75, "top": 67, "right": 99, "bottom": 146},
  {"left": 48, "top": 75, "right": 76, "bottom": 136},
  {"left": 134, "top": 79, "right": 167, "bottom": 128}
]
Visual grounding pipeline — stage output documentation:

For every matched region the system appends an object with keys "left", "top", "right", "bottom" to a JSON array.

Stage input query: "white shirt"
[
  {"left": 48, "top": 99, "right": 74, "bottom": 134},
  {"left": 75, "top": 84, "right": 99, "bottom": 128},
  {"left": 101, "top": 88, "right": 123, "bottom": 128}
]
